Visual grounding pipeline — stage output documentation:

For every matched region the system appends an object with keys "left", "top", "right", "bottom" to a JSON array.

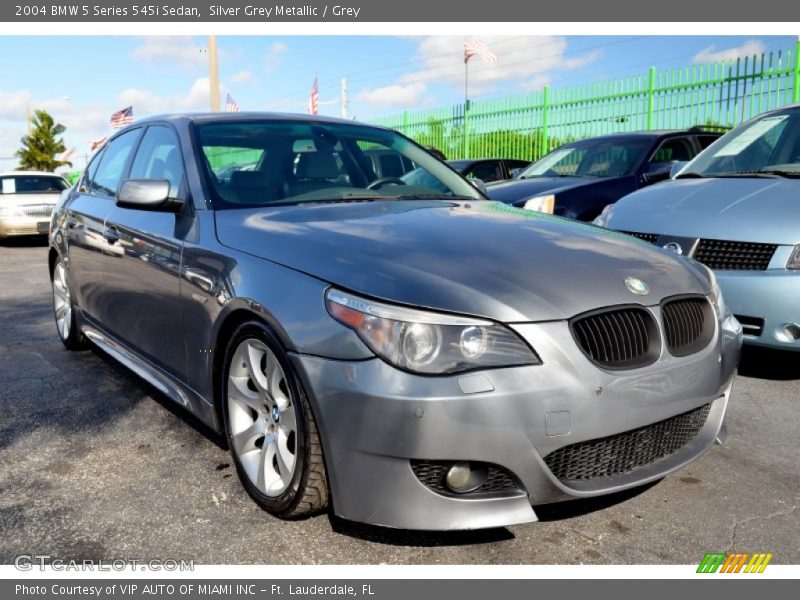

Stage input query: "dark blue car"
[{"left": 487, "top": 128, "right": 723, "bottom": 221}]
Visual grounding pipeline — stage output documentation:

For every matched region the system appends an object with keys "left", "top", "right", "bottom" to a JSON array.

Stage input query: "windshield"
[
  {"left": 518, "top": 139, "right": 650, "bottom": 179},
  {"left": 196, "top": 120, "right": 482, "bottom": 208},
  {"left": 0, "top": 175, "right": 68, "bottom": 195},
  {"left": 679, "top": 111, "right": 800, "bottom": 177}
]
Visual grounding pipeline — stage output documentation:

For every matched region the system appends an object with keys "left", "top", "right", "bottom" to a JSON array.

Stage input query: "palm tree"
[{"left": 15, "top": 109, "right": 71, "bottom": 172}]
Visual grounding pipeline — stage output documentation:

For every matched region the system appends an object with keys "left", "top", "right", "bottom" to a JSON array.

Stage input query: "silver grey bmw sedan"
[{"left": 48, "top": 113, "right": 741, "bottom": 530}]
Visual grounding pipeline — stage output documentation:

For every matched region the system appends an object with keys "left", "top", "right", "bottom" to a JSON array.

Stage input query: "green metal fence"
[{"left": 372, "top": 40, "right": 800, "bottom": 161}]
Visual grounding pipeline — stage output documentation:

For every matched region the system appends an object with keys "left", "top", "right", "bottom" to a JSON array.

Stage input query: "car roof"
[{"left": 126, "top": 112, "right": 390, "bottom": 129}]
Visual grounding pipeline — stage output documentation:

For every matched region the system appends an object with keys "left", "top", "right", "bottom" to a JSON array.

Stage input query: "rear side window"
[
  {"left": 91, "top": 129, "right": 141, "bottom": 197},
  {"left": 129, "top": 126, "right": 186, "bottom": 198}
]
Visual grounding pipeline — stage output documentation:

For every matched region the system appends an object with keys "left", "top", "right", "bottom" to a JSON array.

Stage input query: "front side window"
[
  {"left": 681, "top": 111, "right": 800, "bottom": 177},
  {"left": 129, "top": 126, "right": 186, "bottom": 198},
  {"left": 91, "top": 129, "right": 142, "bottom": 196},
  {"left": 0, "top": 175, "right": 68, "bottom": 195},
  {"left": 518, "top": 139, "right": 650, "bottom": 179},
  {"left": 195, "top": 121, "right": 482, "bottom": 208}
]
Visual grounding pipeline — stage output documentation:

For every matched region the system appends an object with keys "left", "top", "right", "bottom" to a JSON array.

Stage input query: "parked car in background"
[
  {"left": 364, "top": 147, "right": 417, "bottom": 179},
  {"left": 0, "top": 171, "right": 69, "bottom": 239},
  {"left": 487, "top": 127, "right": 724, "bottom": 221},
  {"left": 447, "top": 158, "right": 531, "bottom": 183},
  {"left": 49, "top": 113, "right": 740, "bottom": 531},
  {"left": 597, "top": 106, "right": 800, "bottom": 352}
]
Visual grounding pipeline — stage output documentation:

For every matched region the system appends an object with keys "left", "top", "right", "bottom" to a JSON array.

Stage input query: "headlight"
[
  {"left": 787, "top": 245, "right": 800, "bottom": 269},
  {"left": 522, "top": 194, "right": 555, "bottom": 214},
  {"left": 593, "top": 204, "right": 614, "bottom": 227},
  {"left": 325, "top": 289, "right": 541, "bottom": 374},
  {"left": 703, "top": 265, "right": 729, "bottom": 318}
]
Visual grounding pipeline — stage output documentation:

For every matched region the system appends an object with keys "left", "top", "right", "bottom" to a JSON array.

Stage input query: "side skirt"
[{"left": 77, "top": 311, "right": 220, "bottom": 433}]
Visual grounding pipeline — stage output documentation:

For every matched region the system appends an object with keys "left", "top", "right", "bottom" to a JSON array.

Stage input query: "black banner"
[{"left": 3, "top": 0, "right": 800, "bottom": 22}]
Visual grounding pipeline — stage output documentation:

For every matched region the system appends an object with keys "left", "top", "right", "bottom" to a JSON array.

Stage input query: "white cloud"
[
  {"left": 264, "top": 41, "right": 288, "bottom": 73},
  {"left": 356, "top": 83, "right": 428, "bottom": 108},
  {"left": 118, "top": 77, "right": 225, "bottom": 115},
  {"left": 132, "top": 36, "right": 207, "bottom": 70},
  {"left": 693, "top": 40, "right": 766, "bottom": 64},
  {"left": 230, "top": 69, "right": 255, "bottom": 84},
  {"left": 396, "top": 36, "right": 601, "bottom": 96}
]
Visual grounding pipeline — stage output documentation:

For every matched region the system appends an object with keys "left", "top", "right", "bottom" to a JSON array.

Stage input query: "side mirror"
[
  {"left": 669, "top": 161, "right": 689, "bottom": 179},
  {"left": 469, "top": 178, "right": 488, "bottom": 195},
  {"left": 643, "top": 162, "right": 674, "bottom": 184},
  {"left": 509, "top": 168, "right": 523, "bottom": 179},
  {"left": 117, "top": 179, "right": 181, "bottom": 211}
]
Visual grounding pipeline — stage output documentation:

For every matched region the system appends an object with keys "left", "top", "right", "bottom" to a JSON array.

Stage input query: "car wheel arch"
[
  {"left": 48, "top": 248, "right": 59, "bottom": 280},
  {"left": 210, "top": 310, "right": 335, "bottom": 511},
  {"left": 210, "top": 306, "right": 295, "bottom": 430}
]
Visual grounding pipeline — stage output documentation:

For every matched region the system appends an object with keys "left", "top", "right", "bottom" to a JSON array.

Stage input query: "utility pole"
[
  {"left": 208, "top": 35, "right": 221, "bottom": 112},
  {"left": 340, "top": 77, "right": 349, "bottom": 119}
]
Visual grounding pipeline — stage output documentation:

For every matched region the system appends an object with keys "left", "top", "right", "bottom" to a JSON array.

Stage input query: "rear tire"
[
  {"left": 52, "top": 257, "right": 87, "bottom": 351},
  {"left": 221, "top": 321, "right": 328, "bottom": 518}
]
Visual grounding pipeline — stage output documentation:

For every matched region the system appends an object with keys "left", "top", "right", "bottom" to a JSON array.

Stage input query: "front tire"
[
  {"left": 52, "top": 257, "right": 86, "bottom": 350},
  {"left": 221, "top": 321, "right": 328, "bottom": 518}
]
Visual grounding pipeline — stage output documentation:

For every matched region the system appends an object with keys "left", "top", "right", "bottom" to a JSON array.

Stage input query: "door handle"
[{"left": 103, "top": 226, "right": 119, "bottom": 244}]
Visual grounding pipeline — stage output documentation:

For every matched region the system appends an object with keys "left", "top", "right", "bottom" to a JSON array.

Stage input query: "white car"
[{"left": 0, "top": 171, "right": 70, "bottom": 239}]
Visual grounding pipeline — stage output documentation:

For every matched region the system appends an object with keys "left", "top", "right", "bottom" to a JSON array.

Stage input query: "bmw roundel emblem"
[
  {"left": 663, "top": 241, "right": 683, "bottom": 255},
  {"left": 624, "top": 276, "right": 650, "bottom": 296}
]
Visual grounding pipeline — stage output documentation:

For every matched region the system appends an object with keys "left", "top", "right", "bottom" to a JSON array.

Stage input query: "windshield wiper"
[
  {"left": 390, "top": 194, "right": 476, "bottom": 200},
  {"left": 757, "top": 167, "right": 800, "bottom": 178}
]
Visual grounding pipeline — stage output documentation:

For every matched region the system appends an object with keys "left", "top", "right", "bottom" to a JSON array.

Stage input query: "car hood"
[
  {"left": 608, "top": 177, "right": 800, "bottom": 245},
  {"left": 487, "top": 176, "right": 617, "bottom": 204},
  {"left": 215, "top": 200, "right": 709, "bottom": 323}
]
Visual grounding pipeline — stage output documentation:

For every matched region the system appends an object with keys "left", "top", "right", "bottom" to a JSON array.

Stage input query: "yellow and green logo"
[{"left": 697, "top": 552, "right": 773, "bottom": 573}]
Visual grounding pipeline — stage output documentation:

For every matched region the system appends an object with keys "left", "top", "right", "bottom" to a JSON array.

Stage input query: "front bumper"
[
  {"left": 290, "top": 311, "right": 741, "bottom": 531},
  {"left": 0, "top": 216, "right": 50, "bottom": 238},
  {"left": 717, "top": 269, "right": 800, "bottom": 351}
]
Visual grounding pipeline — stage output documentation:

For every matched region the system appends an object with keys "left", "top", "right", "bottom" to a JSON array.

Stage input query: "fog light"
[
  {"left": 445, "top": 461, "right": 488, "bottom": 493},
  {"left": 775, "top": 323, "right": 800, "bottom": 343}
]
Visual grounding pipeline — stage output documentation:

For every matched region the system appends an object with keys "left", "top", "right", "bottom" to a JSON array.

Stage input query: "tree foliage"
[{"left": 15, "top": 110, "right": 70, "bottom": 172}]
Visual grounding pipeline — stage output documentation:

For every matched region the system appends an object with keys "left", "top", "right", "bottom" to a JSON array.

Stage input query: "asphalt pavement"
[{"left": 1, "top": 239, "right": 798, "bottom": 565}]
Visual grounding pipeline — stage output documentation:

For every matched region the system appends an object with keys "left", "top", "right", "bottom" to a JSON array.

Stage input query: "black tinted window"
[
  {"left": 92, "top": 129, "right": 141, "bottom": 196},
  {"left": 651, "top": 137, "right": 695, "bottom": 163},
  {"left": 696, "top": 135, "right": 720, "bottom": 150},
  {"left": 468, "top": 161, "right": 504, "bottom": 182},
  {"left": 129, "top": 126, "right": 186, "bottom": 198}
]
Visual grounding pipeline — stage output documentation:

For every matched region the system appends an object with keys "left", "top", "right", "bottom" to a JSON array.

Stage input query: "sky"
[{"left": 0, "top": 34, "right": 796, "bottom": 170}]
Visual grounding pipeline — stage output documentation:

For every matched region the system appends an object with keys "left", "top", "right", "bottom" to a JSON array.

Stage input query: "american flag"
[
  {"left": 109, "top": 106, "right": 134, "bottom": 129},
  {"left": 306, "top": 77, "right": 319, "bottom": 115},
  {"left": 89, "top": 137, "right": 107, "bottom": 152},
  {"left": 225, "top": 93, "right": 240, "bottom": 113},
  {"left": 464, "top": 39, "right": 498, "bottom": 65}
]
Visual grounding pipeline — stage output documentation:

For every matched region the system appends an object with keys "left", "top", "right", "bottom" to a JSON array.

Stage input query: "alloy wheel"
[
  {"left": 53, "top": 261, "right": 72, "bottom": 341},
  {"left": 227, "top": 339, "right": 298, "bottom": 497}
]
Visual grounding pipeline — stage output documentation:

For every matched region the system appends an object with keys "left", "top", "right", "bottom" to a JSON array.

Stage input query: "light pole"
[{"left": 208, "top": 35, "right": 220, "bottom": 112}]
